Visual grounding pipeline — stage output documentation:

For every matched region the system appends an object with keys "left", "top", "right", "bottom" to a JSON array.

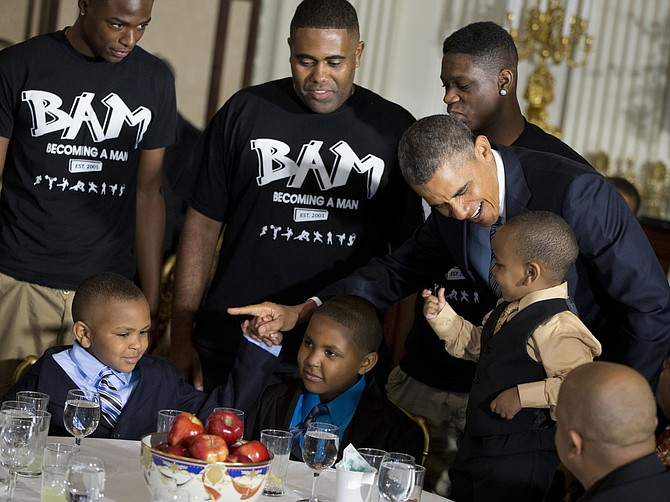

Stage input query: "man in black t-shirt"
[
  {"left": 0, "top": 0, "right": 177, "bottom": 391},
  {"left": 169, "top": 0, "right": 422, "bottom": 392}
]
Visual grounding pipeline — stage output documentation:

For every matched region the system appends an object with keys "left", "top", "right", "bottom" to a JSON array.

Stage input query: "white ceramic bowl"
[{"left": 141, "top": 433, "right": 271, "bottom": 501}]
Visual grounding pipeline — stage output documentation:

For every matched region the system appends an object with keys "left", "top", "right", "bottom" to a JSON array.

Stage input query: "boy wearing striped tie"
[
  {"left": 422, "top": 211, "right": 602, "bottom": 502},
  {"left": 4, "top": 272, "right": 227, "bottom": 439}
]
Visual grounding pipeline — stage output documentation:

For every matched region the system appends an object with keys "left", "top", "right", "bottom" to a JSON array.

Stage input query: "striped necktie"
[
  {"left": 289, "top": 403, "right": 329, "bottom": 461},
  {"left": 488, "top": 218, "right": 503, "bottom": 297},
  {"left": 493, "top": 301, "right": 520, "bottom": 334},
  {"left": 97, "top": 369, "right": 122, "bottom": 428}
]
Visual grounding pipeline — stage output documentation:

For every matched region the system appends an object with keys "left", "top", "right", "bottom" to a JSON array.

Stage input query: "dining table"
[{"left": 9, "top": 437, "right": 453, "bottom": 501}]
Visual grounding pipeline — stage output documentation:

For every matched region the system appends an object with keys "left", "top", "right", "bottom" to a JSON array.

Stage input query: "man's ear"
[
  {"left": 498, "top": 68, "right": 514, "bottom": 95},
  {"left": 568, "top": 429, "right": 583, "bottom": 457},
  {"left": 474, "top": 135, "right": 493, "bottom": 160},
  {"left": 524, "top": 261, "right": 541, "bottom": 285},
  {"left": 354, "top": 41, "right": 365, "bottom": 68},
  {"left": 73, "top": 320, "right": 92, "bottom": 348},
  {"left": 358, "top": 351, "right": 378, "bottom": 375}
]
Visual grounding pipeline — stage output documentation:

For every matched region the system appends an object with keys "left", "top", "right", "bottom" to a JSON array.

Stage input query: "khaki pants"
[
  {"left": 0, "top": 272, "right": 74, "bottom": 392},
  {"left": 386, "top": 366, "right": 469, "bottom": 498}
]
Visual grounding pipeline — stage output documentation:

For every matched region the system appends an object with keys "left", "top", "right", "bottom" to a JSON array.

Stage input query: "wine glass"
[
  {"left": 63, "top": 389, "right": 100, "bottom": 446},
  {"left": 0, "top": 411, "right": 40, "bottom": 501},
  {"left": 66, "top": 455, "right": 105, "bottom": 501},
  {"left": 298, "top": 422, "right": 339, "bottom": 502},
  {"left": 377, "top": 453, "right": 415, "bottom": 502}
]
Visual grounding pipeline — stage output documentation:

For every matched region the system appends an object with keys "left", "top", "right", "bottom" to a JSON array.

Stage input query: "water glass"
[
  {"left": 157, "top": 409, "right": 183, "bottom": 433},
  {"left": 43, "top": 443, "right": 80, "bottom": 467},
  {"left": 41, "top": 464, "right": 69, "bottom": 502},
  {"left": 260, "top": 429, "right": 292, "bottom": 496},
  {"left": 67, "top": 456, "right": 105, "bottom": 501},
  {"left": 16, "top": 391, "right": 50, "bottom": 412},
  {"left": 0, "top": 400, "right": 36, "bottom": 414},
  {"left": 359, "top": 448, "right": 387, "bottom": 502},
  {"left": 377, "top": 453, "right": 415, "bottom": 502},
  {"left": 18, "top": 409, "right": 51, "bottom": 477},
  {"left": 299, "top": 422, "right": 339, "bottom": 502},
  {"left": 64, "top": 389, "right": 100, "bottom": 447},
  {"left": 359, "top": 448, "right": 387, "bottom": 470},
  {"left": 408, "top": 464, "right": 426, "bottom": 502},
  {"left": 0, "top": 411, "right": 40, "bottom": 501}
]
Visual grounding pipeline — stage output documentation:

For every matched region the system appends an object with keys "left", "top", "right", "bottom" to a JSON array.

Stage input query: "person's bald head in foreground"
[{"left": 555, "top": 361, "right": 658, "bottom": 491}]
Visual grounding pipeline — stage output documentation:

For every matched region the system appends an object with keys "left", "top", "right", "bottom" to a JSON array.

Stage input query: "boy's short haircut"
[
  {"left": 503, "top": 211, "right": 578, "bottom": 282},
  {"left": 290, "top": 0, "right": 359, "bottom": 38},
  {"left": 315, "top": 295, "right": 382, "bottom": 353},
  {"left": 72, "top": 272, "right": 144, "bottom": 323}
]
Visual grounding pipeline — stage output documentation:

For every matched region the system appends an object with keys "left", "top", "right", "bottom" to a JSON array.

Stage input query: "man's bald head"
[
  {"left": 556, "top": 362, "right": 658, "bottom": 489},
  {"left": 560, "top": 362, "right": 656, "bottom": 446}
]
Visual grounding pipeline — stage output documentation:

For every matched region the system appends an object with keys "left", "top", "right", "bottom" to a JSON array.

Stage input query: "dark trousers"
[{"left": 450, "top": 434, "right": 559, "bottom": 502}]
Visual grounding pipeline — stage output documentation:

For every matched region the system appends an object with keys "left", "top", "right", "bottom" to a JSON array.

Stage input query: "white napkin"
[{"left": 335, "top": 444, "right": 376, "bottom": 472}]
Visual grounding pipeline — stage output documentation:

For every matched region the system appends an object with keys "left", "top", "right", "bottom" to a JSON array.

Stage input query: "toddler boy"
[
  {"left": 5, "top": 272, "right": 226, "bottom": 439},
  {"left": 423, "top": 211, "right": 601, "bottom": 502},
  {"left": 244, "top": 295, "right": 423, "bottom": 461}
]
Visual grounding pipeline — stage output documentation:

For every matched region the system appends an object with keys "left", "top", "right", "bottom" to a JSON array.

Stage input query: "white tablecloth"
[{"left": 12, "top": 437, "right": 452, "bottom": 501}]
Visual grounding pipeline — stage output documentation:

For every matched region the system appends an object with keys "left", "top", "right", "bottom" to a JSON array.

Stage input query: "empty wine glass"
[
  {"left": 66, "top": 456, "right": 105, "bottom": 501},
  {"left": 298, "top": 422, "right": 339, "bottom": 502},
  {"left": 63, "top": 389, "right": 100, "bottom": 446},
  {"left": 0, "top": 411, "right": 40, "bottom": 501},
  {"left": 377, "top": 452, "right": 415, "bottom": 502}
]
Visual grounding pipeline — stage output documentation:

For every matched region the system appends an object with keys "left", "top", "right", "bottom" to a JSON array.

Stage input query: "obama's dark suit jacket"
[{"left": 320, "top": 144, "right": 670, "bottom": 385}]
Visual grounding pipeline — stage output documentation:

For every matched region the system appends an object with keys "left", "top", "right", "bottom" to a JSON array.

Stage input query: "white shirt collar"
[{"left": 491, "top": 149, "right": 506, "bottom": 222}]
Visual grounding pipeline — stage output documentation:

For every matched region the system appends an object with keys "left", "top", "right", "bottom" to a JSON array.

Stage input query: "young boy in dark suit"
[
  {"left": 242, "top": 295, "right": 423, "bottom": 461},
  {"left": 423, "top": 212, "right": 602, "bottom": 502},
  {"left": 4, "top": 272, "right": 227, "bottom": 440}
]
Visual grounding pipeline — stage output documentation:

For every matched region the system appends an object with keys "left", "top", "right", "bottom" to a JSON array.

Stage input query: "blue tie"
[
  {"left": 489, "top": 218, "right": 503, "bottom": 297},
  {"left": 97, "top": 369, "right": 122, "bottom": 428},
  {"left": 290, "top": 403, "right": 329, "bottom": 461}
]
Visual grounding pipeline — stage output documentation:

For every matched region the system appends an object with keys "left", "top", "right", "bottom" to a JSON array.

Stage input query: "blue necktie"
[
  {"left": 489, "top": 218, "right": 503, "bottom": 297},
  {"left": 97, "top": 369, "right": 122, "bottom": 428},
  {"left": 290, "top": 403, "right": 329, "bottom": 461}
]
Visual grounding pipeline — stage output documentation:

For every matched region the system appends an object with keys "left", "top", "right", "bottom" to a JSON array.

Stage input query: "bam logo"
[
  {"left": 251, "top": 139, "right": 384, "bottom": 199},
  {"left": 21, "top": 90, "right": 152, "bottom": 149}
]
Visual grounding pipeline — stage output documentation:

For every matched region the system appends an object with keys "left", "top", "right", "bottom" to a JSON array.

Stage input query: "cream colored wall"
[
  {"left": 136, "top": 0, "right": 218, "bottom": 128},
  {"left": 138, "top": 0, "right": 253, "bottom": 128}
]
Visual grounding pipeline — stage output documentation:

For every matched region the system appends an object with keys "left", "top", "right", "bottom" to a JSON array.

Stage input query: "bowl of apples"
[{"left": 141, "top": 409, "right": 272, "bottom": 501}]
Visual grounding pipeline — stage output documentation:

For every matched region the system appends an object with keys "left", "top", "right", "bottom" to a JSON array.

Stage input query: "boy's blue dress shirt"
[
  {"left": 53, "top": 342, "right": 138, "bottom": 410},
  {"left": 289, "top": 375, "right": 366, "bottom": 448}
]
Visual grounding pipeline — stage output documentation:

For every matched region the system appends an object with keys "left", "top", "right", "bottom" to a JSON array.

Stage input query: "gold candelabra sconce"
[{"left": 508, "top": 0, "right": 594, "bottom": 136}]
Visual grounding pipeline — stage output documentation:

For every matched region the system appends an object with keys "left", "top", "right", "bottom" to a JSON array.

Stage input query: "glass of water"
[
  {"left": 260, "top": 429, "right": 292, "bottom": 496},
  {"left": 298, "top": 422, "right": 339, "bottom": 502},
  {"left": 66, "top": 456, "right": 105, "bottom": 501},
  {"left": 64, "top": 389, "right": 100, "bottom": 447},
  {"left": 377, "top": 453, "right": 415, "bottom": 502}
]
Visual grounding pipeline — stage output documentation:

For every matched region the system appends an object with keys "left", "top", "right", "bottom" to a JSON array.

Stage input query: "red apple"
[
  {"left": 166, "top": 444, "right": 191, "bottom": 457},
  {"left": 206, "top": 409, "right": 245, "bottom": 446},
  {"left": 226, "top": 453, "right": 252, "bottom": 463},
  {"left": 231, "top": 440, "right": 270, "bottom": 462},
  {"left": 189, "top": 434, "right": 229, "bottom": 462},
  {"left": 155, "top": 440, "right": 191, "bottom": 458},
  {"left": 167, "top": 412, "right": 205, "bottom": 447}
]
